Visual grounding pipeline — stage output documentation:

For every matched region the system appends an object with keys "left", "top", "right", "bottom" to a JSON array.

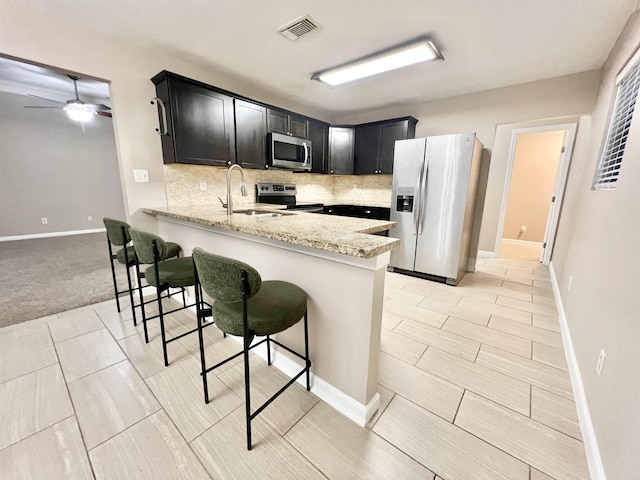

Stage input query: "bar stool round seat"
[{"left": 144, "top": 257, "right": 197, "bottom": 288}]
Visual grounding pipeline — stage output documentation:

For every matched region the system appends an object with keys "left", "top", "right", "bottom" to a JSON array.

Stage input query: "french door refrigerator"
[{"left": 389, "top": 134, "right": 483, "bottom": 285}]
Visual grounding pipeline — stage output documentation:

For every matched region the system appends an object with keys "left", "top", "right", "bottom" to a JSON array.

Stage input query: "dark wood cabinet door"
[
  {"left": 267, "top": 109, "right": 289, "bottom": 135},
  {"left": 308, "top": 120, "right": 329, "bottom": 173},
  {"left": 171, "top": 80, "right": 235, "bottom": 166},
  {"left": 234, "top": 99, "right": 267, "bottom": 169},
  {"left": 354, "top": 124, "right": 381, "bottom": 174},
  {"left": 379, "top": 120, "right": 412, "bottom": 174},
  {"left": 329, "top": 127, "right": 354, "bottom": 174},
  {"left": 289, "top": 113, "right": 308, "bottom": 138}
]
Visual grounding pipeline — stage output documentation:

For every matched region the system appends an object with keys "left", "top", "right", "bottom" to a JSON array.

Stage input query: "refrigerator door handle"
[
  {"left": 418, "top": 157, "right": 429, "bottom": 235},
  {"left": 413, "top": 161, "right": 425, "bottom": 235}
]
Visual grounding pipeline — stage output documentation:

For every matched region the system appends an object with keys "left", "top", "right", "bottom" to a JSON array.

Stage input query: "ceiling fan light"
[
  {"left": 63, "top": 102, "right": 96, "bottom": 122},
  {"left": 313, "top": 39, "right": 443, "bottom": 86}
]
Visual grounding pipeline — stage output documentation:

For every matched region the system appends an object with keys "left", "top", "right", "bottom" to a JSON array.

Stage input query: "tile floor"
[{"left": 0, "top": 256, "right": 589, "bottom": 480}]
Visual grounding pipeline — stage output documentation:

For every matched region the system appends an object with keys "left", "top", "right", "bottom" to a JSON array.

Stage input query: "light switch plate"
[
  {"left": 133, "top": 169, "right": 150, "bottom": 183},
  {"left": 199, "top": 179, "right": 207, "bottom": 191}
]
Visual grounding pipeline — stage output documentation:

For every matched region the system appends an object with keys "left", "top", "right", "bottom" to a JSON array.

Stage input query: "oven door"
[{"left": 269, "top": 133, "right": 312, "bottom": 171}]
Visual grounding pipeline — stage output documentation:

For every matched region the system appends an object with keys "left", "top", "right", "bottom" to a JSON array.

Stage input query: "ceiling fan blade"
[
  {"left": 89, "top": 103, "right": 111, "bottom": 111},
  {"left": 23, "top": 106, "right": 62, "bottom": 109},
  {"left": 96, "top": 111, "right": 112, "bottom": 118},
  {"left": 28, "top": 94, "right": 64, "bottom": 105}
]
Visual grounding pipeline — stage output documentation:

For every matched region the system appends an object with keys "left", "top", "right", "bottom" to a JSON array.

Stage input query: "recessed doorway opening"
[{"left": 496, "top": 123, "right": 577, "bottom": 264}]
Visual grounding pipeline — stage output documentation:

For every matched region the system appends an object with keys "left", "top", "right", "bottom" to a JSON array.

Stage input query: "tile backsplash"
[{"left": 164, "top": 164, "right": 392, "bottom": 207}]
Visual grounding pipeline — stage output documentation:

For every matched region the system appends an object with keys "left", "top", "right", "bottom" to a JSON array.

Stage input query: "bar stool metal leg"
[
  {"left": 106, "top": 238, "right": 121, "bottom": 313},
  {"left": 119, "top": 225, "right": 138, "bottom": 326}
]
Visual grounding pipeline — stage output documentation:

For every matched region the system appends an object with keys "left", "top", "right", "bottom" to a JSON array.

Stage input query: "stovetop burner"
[{"left": 255, "top": 183, "right": 324, "bottom": 212}]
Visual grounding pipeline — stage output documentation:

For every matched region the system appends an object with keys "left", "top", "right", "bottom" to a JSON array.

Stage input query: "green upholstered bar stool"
[
  {"left": 192, "top": 247, "right": 311, "bottom": 450},
  {"left": 129, "top": 228, "right": 208, "bottom": 366},
  {"left": 103, "top": 217, "right": 179, "bottom": 325}
]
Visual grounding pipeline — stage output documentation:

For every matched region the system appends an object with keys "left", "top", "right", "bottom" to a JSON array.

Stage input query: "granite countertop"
[{"left": 143, "top": 204, "right": 399, "bottom": 259}]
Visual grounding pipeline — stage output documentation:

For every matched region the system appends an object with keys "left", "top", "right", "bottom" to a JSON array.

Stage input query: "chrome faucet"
[{"left": 225, "top": 164, "right": 247, "bottom": 215}]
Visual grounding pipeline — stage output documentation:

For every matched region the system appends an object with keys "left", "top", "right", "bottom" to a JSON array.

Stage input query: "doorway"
[
  {"left": 0, "top": 55, "right": 124, "bottom": 240},
  {"left": 495, "top": 123, "right": 577, "bottom": 264}
]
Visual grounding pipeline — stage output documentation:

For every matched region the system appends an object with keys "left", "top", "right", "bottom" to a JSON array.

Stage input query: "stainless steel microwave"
[{"left": 268, "top": 133, "right": 312, "bottom": 171}]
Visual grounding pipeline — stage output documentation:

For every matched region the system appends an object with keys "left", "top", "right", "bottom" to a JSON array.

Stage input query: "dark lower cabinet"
[
  {"left": 354, "top": 117, "right": 418, "bottom": 174},
  {"left": 308, "top": 120, "right": 329, "bottom": 173},
  {"left": 329, "top": 127, "right": 355, "bottom": 174},
  {"left": 234, "top": 99, "right": 267, "bottom": 169},
  {"left": 323, "top": 205, "right": 390, "bottom": 221},
  {"left": 152, "top": 72, "right": 235, "bottom": 166}
]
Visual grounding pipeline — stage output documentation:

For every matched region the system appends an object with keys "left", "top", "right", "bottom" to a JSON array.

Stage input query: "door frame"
[{"left": 494, "top": 122, "right": 577, "bottom": 264}]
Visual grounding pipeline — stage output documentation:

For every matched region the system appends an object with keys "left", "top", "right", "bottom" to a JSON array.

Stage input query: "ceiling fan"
[{"left": 24, "top": 74, "right": 112, "bottom": 122}]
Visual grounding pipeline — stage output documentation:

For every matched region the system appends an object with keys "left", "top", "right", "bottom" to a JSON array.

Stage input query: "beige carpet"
[{"left": 0, "top": 232, "right": 127, "bottom": 328}]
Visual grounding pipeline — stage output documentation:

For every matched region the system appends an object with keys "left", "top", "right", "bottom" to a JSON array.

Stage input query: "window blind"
[{"left": 593, "top": 58, "right": 640, "bottom": 189}]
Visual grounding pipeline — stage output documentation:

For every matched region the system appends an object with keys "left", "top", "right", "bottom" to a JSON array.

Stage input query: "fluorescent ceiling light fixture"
[
  {"left": 312, "top": 39, "right": 443, "bottom": 86},
  {"left": 63, "top": 101, "right": 96, "bottom": 122}
]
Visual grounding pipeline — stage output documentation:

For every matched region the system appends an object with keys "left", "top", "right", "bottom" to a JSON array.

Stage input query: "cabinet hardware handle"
[
  {"left": 151, "top": 97, "right": 168, "bottom": 135},
  {"left": 303, "top": 141, "right": 309, "bottom": 167}
]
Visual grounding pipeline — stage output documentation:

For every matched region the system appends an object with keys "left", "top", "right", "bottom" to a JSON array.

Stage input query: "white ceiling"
[
  {"left": 2, "top": 0, "right": 638, "bottom": 115},
  {"left": 0, "top": 56, "right": 110, "bottom": 106}
]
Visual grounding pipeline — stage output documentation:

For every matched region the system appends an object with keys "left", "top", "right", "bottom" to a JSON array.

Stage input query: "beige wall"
[
  {"left": 550, "top": 11, "right": 640, "bottom": 479},
  {"left": 502, "top": 131, "right": 565, "bottom": 242},
  {"left": 0, "top": 2, "right": 333, "bottom": 232},
  {"left": 336, "top": 73, "right": 600, "bottom": 252}
]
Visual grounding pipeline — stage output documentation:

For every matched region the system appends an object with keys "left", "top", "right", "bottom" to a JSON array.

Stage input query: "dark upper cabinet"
[
  {"left": 234, "top": 99, "right": 267, "bottom": 169},
  {"left": 354, "top": 124, "right": 381, "bottom": 175},
  {"left": 308, "top": 120, "right": 329, "bottom": 174},
  {"left": 267, "top": 108, "right": 308, "bottom": 138},
  {"left": 353, "top": 117, "right": 418, "bottom": 174},
  {"left": 152, "top": 72, "right": 235, "bottom": 166},
  {"left": 329, "top": 127, "right": 355, "bottom": 175}
]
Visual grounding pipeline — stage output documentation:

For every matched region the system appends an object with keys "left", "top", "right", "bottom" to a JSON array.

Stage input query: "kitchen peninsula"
[{"left": 143, "top": 205, "right": 399, "bottom": 425}]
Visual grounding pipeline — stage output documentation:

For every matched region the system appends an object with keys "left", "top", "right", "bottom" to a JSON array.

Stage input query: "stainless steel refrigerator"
[{"left": 389, "top": 134, "right": 483, "bottom": 285}]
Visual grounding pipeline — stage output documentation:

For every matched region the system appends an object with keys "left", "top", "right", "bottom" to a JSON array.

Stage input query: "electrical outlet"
[
  {"left": 41, "top": 217, "right": 48, "bottom": 225},
  {"left": 133, "top": 169, "right": 150, "bottom": 183},
  {"left": 519, "top": 225, "right": 527, "bottom": 233},
  {"left": 199, "top": 179, "right": 207, "bottom": 191},
  {"left": 87, "top": 215, "right": 93, "bottom": 221},
  {"left": 596, "top": 349, "right": 606, "bottom": 376},
  {"left": 568, "top": 276, "right": 573, "bottom": 291}
]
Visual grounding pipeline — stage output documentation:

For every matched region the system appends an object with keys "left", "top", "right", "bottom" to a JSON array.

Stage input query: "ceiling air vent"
[{"left": 278, "top": 15, "right": 320, "bottom": 41}]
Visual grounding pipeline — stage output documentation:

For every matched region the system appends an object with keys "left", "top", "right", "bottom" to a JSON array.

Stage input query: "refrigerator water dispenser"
[{"left": 396, "top": 195, "right": 414, "bottom": 212}]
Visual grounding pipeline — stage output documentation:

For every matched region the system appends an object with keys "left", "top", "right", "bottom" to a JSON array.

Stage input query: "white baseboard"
[
  {"left": 168, "top": 291, "right": 379, "bottom": 426},
  {"left": 0, "top": 228, "right": 106, "bottom": 242},
  {"left": 501, "top": 238, "right": 543, "bottom": 247},
  {"left": 231, "top": 335, "right": 379, "bottom": 426},
  {"left": 549, "top": 261, "right": 606, "bottom": 480},
  {"left": 477, "top": 250, "right": 495, "bottom": 258}
]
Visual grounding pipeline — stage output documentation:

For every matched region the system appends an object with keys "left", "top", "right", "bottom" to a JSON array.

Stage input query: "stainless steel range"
[{"left": 255, "top": 183, "right": 324, "bottom": 212}]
